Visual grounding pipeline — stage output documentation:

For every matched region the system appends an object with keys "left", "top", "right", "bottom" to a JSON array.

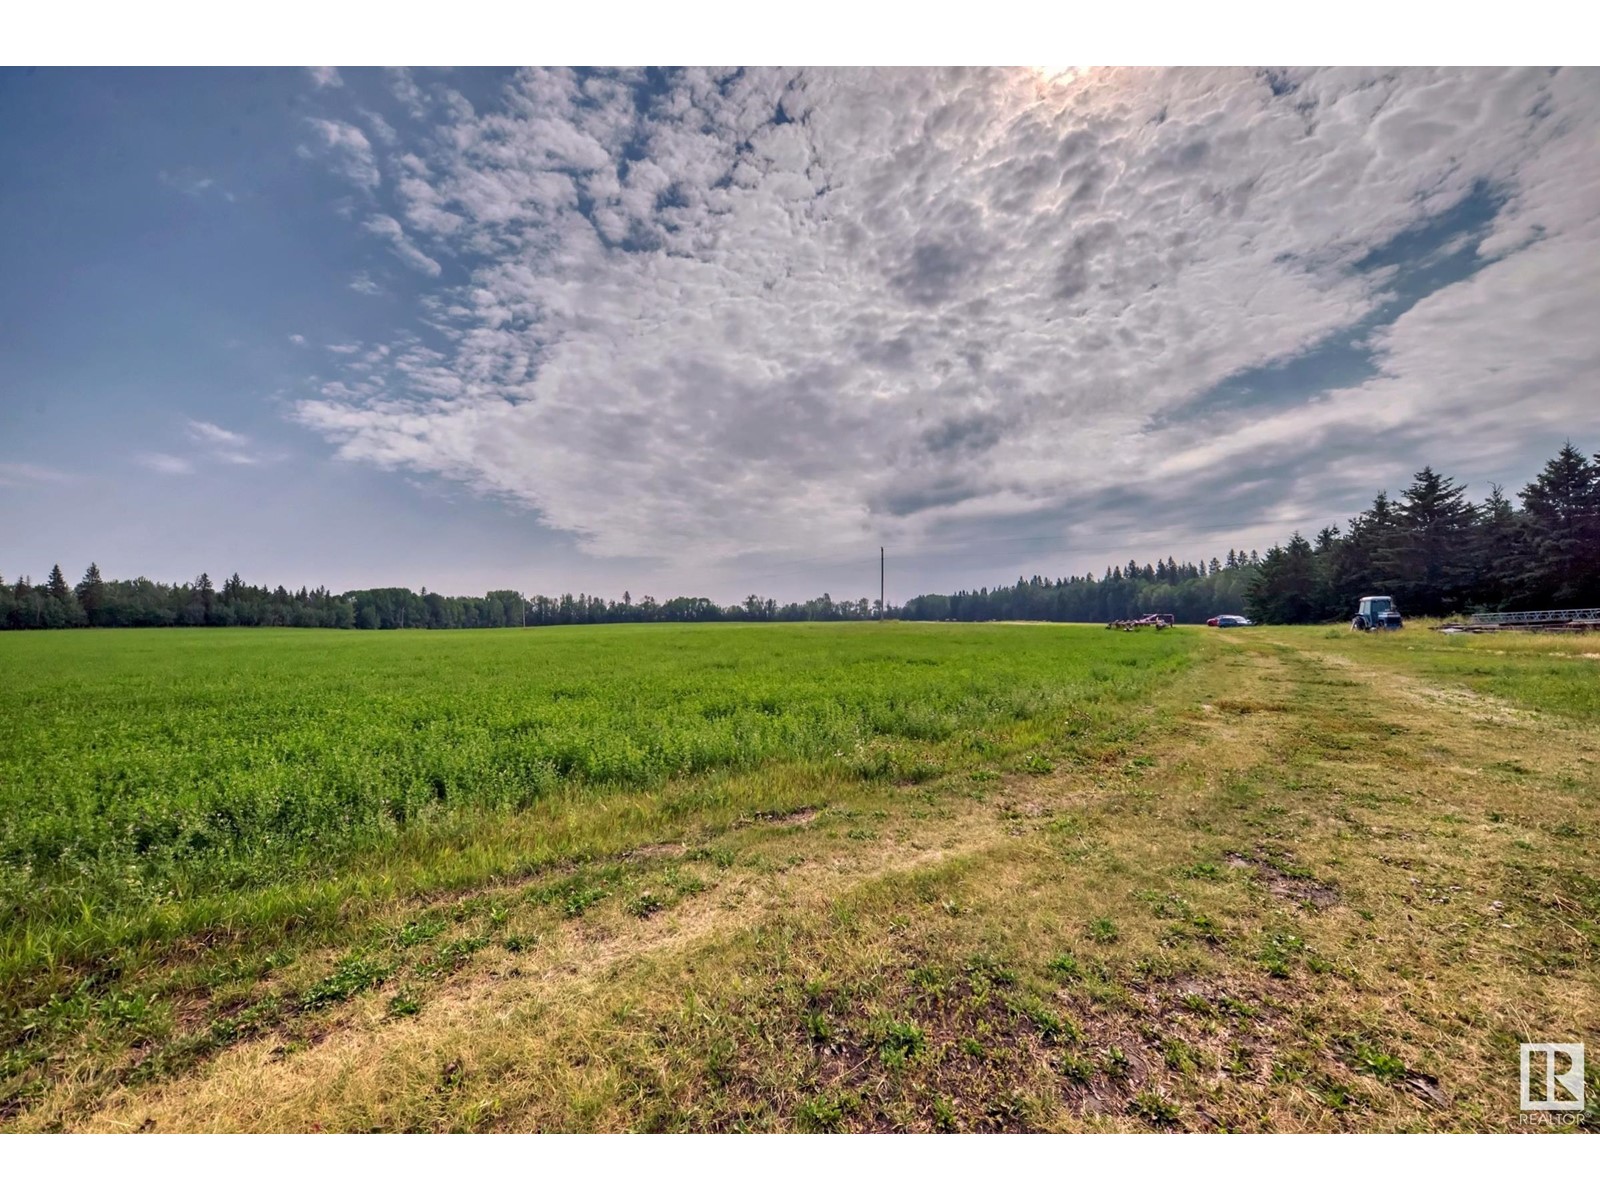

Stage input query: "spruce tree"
[
  {"left": 47, "top": 564, "right": 71, "bottom": 602},
  {"left": 1469, "top": 485, "right": 1522, "bottom": 610},
  {"left": 1518, "top": 443, "right": 1600, "bottom": 607},
  {"left": 76, "top": 563, "right": 106, "bottom": 624},
  {"left": 1381, "top": 468, "right": 1477, "bottom": 615}
]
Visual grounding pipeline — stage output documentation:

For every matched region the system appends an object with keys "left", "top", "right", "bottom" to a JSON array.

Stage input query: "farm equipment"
[
  {"left": 1107, "top": 613, "right": 1175, "bottom": 631},
  {"left": 1351, "top": 596, "right": 1403, "bottom": 631},
  {"left": 1440, "top": 607, "right": 1600, "bottom": 634}
]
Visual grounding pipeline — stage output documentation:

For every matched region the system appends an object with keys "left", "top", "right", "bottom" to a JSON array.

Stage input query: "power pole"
[{"left": 880, "top": 546, "right": 885, "bottom": 620}]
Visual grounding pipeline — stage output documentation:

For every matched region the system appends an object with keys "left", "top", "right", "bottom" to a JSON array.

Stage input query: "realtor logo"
[{"left": 1521, "top": 1043, "right": 1585, "bottom": 1112}]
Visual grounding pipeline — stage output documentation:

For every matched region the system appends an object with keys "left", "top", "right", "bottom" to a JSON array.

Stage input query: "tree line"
[
  {"left": 5, "top": 442, "right": 1595, "bottom": 631},
  {"left": 0, "top": 567, "right": 892, "bottom": 631},
  {"left": 1243, "top": 443, "right": 1599, "bottom": 623},
  {"left": 901, "top": 443, "right": 1599, "bottom": 625}
]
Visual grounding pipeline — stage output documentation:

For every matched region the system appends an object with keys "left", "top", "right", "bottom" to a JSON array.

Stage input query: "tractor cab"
[{"left": 1352, "top": 596, "right": 1403, "bottom": 631}]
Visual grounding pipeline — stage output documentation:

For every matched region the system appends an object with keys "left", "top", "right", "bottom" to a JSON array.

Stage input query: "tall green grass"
[{"left": 0, "top": 623, "right": 1190, "bottom": 987}]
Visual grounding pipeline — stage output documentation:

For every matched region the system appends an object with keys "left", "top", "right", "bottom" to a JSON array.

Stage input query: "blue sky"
[{"left": 3, "top": 67, "right": 1597, "bottom": 603}]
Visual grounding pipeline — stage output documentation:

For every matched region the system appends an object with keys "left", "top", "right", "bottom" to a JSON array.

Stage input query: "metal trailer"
[{"left": 1465, "top": 607, "right": 1600, "bottom": 632}]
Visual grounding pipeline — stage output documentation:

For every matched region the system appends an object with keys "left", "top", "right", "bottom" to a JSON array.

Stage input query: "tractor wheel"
[{"left": 1351, "top": 616, "right": 1368, "bottom": 631}]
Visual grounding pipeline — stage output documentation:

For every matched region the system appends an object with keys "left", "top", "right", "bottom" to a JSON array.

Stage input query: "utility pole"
[{"left": 880, "top": 546, "right": 885, "bottom": 620}]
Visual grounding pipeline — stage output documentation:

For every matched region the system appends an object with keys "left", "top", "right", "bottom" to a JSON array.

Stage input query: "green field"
[{"left": 2, "top": 623, "right": 1596, "bottom": 1131}]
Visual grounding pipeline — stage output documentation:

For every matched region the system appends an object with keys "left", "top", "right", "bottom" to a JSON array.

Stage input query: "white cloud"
[
  {"left": 348, "top": 272, "right": 383, "bottom": 296},
  {"left": 359, "top": 108, "right": 398, "bottom": 146},
  {"left": 0, "top": 462, "right": 77, "bottom": 487},
  {"left": 386, "top": 67, "right": 427, "bottom": 119},
  {"left": 159, "top": 168, "right": 234, "bottom": 202},
  {"left": 177, "top": 419, "right": 278, "bottom": 467},
  {"left": 306, "top": 66, "right": 343, "bottom": 90},
  {"left": 138, "top": 453, "right": 193, "bottom": 475},
  {"left": 186, "top": 419, "right": 249, "bottom": 447},
  {"left": 294, "top": 67, "right": 1600, "bottom": 567},
  {"left": 302, "top": 118, "right": 379, "bottom": 190},
  {"left": 288, "top": 333, "right": 307, "bottom": 345},
  {"left": 363, "top": 213, "right": 442, "bottom": 276}
]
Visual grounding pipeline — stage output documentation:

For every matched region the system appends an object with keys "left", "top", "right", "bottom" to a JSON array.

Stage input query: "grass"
[
  {"left": 2, "top": 621, "right": 1597, "bottom": 1131},
  {"left": 0, "top": 623, "right": 1183, "bottom": 979}
]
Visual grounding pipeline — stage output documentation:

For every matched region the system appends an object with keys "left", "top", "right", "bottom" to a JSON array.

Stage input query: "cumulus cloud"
[
  {"left": 293, "top": 67, "right": 1600, "bottom": 568},
  {"left": 306, "top": 66, "right": 343, "bottom": 89}
]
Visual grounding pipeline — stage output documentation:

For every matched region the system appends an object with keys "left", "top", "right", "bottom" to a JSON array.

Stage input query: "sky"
[{"left": 3, "top": 66, "right": 1598, "bottom": 604}]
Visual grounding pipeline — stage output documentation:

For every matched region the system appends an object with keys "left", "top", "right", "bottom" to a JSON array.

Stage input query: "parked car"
[{"left": 1208, "top": 614, "right": 1254, "bottom": 627}]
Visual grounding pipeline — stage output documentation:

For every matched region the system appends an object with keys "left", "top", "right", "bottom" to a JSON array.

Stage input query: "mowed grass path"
[
  {"left": 3, "top": 623, "right": 1595, "bottom": 1131},
  {"left": 1, "top": 622, "right": 1188, "bottom": 1118}
]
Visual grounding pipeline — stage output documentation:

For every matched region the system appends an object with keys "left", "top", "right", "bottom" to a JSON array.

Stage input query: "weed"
[
  {"left": 1161, "top": 1036, "right": 1200, "bottom": 1076},
  {"left": 562, "top": 886, "right": 610, "bottom": 918},
  {"left": 665, "top": 867, "right": 707, "bottom": 898},
  {"left": 300, "top": 955, "right": 389, "bottom": 1010},
  {"left": 1046, "top": 952, "right": 1081, "bottom": 980},
  {"left": 1087, "top": 918, "right": 1119, "bottom": 944},
  {"left": 1130, "top": 1089, "right": 1181, "bottom": 1126},
  {"left": 875, "top": 1019, "right": 927, "bottom": 1066},
  {"left": 804, "top": 1011, "right": 834, "bottom": 1045},
  {"left": 395, "top": 918, "right": 446, "bottom": 948},
  {"left": 964, "top": 954, "right": 1017, "bottom": 989},
  {"left": 1351, "top": 1041, "right": 1407, "bottom": 1084},
  {"left": 626, "top": 892, "right": 665, "bottom": 919},
  {"left": 1257, "top": 931, "right": 1305, "bottom": 978},
  {"left": 1320, "top": 1082, "right": 1355, "bottom": 1110},
  {"left": 1010, "top": 993, "right": 1081, "bottom": 1044},
  {"left": 908, "top": 965, "right": 948, "bottom": 1000},
  {"left": 796, "top": 1091, "right": 854, "bottom": 1133},
  {"left": 1059, "top": 1052, "right": 1095, "bottom": 1084}
]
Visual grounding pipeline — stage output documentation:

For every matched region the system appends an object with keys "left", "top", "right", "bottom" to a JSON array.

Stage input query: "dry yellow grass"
[{"left": 12, "top": 626, "right": 1598, "bottom": 1132}]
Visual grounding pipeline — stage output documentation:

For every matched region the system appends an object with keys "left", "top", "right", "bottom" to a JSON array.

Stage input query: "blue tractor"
[{"left": 1351, "top": 595, "right": 1403, "bottom": 631}]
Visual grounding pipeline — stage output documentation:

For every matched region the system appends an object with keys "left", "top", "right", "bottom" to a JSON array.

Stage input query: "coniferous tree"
[
  {"left": 1517, "top": 443, "right": 1600, "bottom": 607},
  {"left": 76, "top": 563, "right": 106, "bottom": 625},
  {"left": 1469, "top": 485, "right": 1522, "bottom": 610},
  {"left": 46, "top": 564, "right": 71, "bottom": 603},
  {"left": 1381, "top": 468, "right": 1478, "bottom": 615},
  {"left": 1246, "top": 533, "right": 1319, "bottom": 624}
]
